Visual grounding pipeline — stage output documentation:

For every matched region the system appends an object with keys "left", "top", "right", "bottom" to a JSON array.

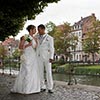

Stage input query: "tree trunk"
[{"left": 92, "top": 53, "right": 95, "bottom": 65}]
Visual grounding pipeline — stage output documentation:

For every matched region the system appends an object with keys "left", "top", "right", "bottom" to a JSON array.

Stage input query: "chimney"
[
  {"left": 81, "top": 17, "right": 83, "bottom": 20},
  {"left": 92, "top": 13, "right": 95, "bottom": 17},
  {"left": 91, "top": 13, "right": 96, "bottom": 20}
]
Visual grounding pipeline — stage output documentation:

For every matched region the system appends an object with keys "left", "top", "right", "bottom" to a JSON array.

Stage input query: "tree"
[
  {"left": 12, "top": 48, "right": 22, "bottom": 59},
  {"left": 0, "top": 0, "right": 60, "bottom": 41},
  {"left": 45, "top": 21, "right": 56, "bottom": 36},
  {"left": 0, "top": 44, "right": 7, "bottom": 58},
  {"left": 46, "top": 21, "right": 78, "bottom": 60},
  {"left": 83, "top": 20, "right": 100, "bottom": 64}
]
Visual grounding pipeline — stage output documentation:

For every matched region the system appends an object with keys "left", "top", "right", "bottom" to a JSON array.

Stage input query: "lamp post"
[
  {"left": 8, "top": 46, "right": 12, "bottom": 75},
  {"left": 0, "top": 55, "right": 4, "bottom": 75}
]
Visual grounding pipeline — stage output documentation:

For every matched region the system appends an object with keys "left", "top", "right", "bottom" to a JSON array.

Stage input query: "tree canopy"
[
  {"left": 0, "top": 0, "right": 60, "bottom": 41},
  {"left": 0, "top": 44, "right": 7, "bottom": 58},
  {"left": 46, "top": 21, "right": 78, "bottom": 60}
]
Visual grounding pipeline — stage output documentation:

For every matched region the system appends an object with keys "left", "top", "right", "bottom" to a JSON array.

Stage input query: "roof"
[{"left": 73, "top": 13, "right": 96, "bottom": 26}]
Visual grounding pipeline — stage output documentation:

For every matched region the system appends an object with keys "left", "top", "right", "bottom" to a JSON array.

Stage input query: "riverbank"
[{"left": 0, "top": 74, "right": 100, "bottom": 100}]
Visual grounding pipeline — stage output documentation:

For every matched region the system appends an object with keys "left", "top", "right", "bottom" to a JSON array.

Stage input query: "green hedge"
[
  {"left": 52, "top": 63, "right": 100, "bottom": 75},
  {"left": 75, "top": 66, "right": 100, "bottom": 75},
  {"left": 53, "top": 64, "right": 70, "bottom": 73}
]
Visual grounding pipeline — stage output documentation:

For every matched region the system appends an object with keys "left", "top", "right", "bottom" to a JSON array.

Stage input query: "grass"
[
  {"left": 74, "top": 65, "right": 100, "bottom": 75},
  {"left": 76, "top": 65, "right": 100, "bottom": 69}
]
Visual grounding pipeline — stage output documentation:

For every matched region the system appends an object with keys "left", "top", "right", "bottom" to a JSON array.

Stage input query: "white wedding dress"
[{"left": 11, "top": 38, "right": 40, "bottom": 94}]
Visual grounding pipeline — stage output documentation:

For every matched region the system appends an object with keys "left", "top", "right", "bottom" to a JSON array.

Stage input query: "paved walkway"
[{"left": 0, "top": 74, "right": 100, "bottom": 100}]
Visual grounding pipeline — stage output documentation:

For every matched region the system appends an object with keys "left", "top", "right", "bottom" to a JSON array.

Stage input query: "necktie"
[{"left": 39, "top": 35, "right": 43, "bottom": 44}]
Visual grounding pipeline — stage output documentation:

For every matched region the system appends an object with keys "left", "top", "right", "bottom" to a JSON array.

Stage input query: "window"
[
  {"left": 79, "top": 32, "right": 81, "bottom": 36},
  {"left": 77, "top": 55, "right": 78, "bottom": 60},
  {"left": 79, "top": 55, "right": 81, "bottom": 60},
  {"left": 74, "top": 26, "right": 76, "bottom": 30}
]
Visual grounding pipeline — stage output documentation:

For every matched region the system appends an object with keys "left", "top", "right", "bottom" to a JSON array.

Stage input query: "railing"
[
  {"left": 0, "top": 49, "right": 100, "bottom": 85},
  {"left": 0, "top": 57, "right": 20, "bottom": 75}
]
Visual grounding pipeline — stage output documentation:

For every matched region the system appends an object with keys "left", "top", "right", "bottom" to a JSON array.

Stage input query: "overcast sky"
[{"left": 15, "top": 0, "right": 100, "bottom": 39}]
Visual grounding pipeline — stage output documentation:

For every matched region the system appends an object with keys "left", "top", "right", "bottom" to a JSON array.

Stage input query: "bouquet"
[
  {"left": 24, "top": 34, "right": 32, "bottom": 42},
  {"left": 24, "top": 34, "right": 36, "bottom": 50}
]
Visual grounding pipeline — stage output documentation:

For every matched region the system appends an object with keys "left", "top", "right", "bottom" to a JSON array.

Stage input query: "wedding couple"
[{"left": 11, "top": 24, "right": 54, "bottom": 94}]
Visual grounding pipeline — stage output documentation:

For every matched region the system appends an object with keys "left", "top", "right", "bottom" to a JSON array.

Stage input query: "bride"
[{"left": 11, "top": 25, "right": 40, "bottom": 94}]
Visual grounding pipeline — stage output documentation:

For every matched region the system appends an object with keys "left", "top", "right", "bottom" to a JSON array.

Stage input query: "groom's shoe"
[
  {"left": 41, "top": 89, "right": 46, "bottom": 92},
  {"left": 48, "top": 90, "right": 54, "bottom": 94}
]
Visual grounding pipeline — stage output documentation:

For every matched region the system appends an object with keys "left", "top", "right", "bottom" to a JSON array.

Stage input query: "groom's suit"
[{"left": 36, "top": 33, "right": 54, "bottom": 90}]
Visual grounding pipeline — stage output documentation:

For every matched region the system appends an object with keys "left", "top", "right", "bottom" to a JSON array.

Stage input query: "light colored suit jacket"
[{"left": 36, "top": 33, "right": 54, "bottom": 61}]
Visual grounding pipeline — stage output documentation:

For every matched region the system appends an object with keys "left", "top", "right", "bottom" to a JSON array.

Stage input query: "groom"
[{"left": 36, "top": 24, "right": 54, "bottom": 93}]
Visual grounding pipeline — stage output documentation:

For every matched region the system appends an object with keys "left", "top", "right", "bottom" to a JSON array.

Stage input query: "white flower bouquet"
[{"left": 24, "top": 34, "right": 32, "bottom": 42}]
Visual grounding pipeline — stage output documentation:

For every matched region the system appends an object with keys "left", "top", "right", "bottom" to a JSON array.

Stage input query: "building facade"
[
  {"left": 2, "top": 37, "right": 19, "bottom": 57},
  {"left": 71, "top": 13, "right": 97, "bottom": 62}
]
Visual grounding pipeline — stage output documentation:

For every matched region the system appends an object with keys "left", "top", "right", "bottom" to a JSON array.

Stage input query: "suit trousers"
[{"left": 38, "top": 56, "right": 53, "bottom": 90}]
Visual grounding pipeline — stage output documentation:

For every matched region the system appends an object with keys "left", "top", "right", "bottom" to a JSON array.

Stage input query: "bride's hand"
[
  {"left": 33, "top": 37, "right": 38, "bottom": 44},
  {"left": 33, "top": 37, "right": 37, "bottom": 41},
  {"left": 24, "top": 42, "right": 32, "bottom": 48}
]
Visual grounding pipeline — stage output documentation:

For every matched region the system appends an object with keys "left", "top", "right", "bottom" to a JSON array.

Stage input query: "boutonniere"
[
  {"left": 24, "top": 34, "right": 32, "bottom": 42},
  {"left": 46, "top": 37, "right": 49, "bottom": 41}
]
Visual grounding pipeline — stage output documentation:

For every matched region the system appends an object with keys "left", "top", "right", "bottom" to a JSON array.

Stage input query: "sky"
[{"left": 15, "top": 0, "right": 100, "bottom": 39}]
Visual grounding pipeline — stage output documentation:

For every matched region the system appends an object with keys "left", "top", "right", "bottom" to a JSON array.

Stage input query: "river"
[{"left": 53, "top": 73, "right": 100, "bottom": 86}]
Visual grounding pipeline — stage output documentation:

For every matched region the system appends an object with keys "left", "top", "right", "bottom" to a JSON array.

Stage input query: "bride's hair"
[{"left": 26, "top": 25, "right": 35, "bottom": 32}]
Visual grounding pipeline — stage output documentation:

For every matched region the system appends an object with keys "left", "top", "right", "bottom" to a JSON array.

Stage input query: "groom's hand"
[{"left": 49, "top": 59, "right": 53, "bottom": 63}]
